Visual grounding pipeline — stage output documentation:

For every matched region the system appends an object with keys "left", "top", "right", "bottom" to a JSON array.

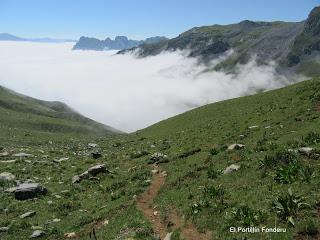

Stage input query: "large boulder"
[{"left": 14, "top": 183, "right": 47, "bottom": 200}]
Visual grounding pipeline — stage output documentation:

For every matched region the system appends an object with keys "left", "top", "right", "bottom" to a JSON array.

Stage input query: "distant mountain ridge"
[
  {"left": 72, "top": 35, "right": 168, "bottom": 51},
  {"left": 0, "top": 33, "right": 76, "bottom": 43},
  {"left": 119, "top": 6, "right": 320, "bottom": 77}
]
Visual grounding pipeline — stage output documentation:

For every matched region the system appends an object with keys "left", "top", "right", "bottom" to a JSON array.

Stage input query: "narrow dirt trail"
[{"left": 137, "top": 165, "right": 211, "bottom": 240}]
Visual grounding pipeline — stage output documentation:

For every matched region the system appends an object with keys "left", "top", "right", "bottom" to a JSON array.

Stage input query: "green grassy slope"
[
  {"left": 0, "top": 78, "right": 320, "bottom": 240},
  {"left": 0, "top": 86, "right": 120, "bottom": 145}
]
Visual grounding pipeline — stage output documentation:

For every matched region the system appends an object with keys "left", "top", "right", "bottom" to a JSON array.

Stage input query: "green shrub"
[
  {"left": 299, "top": 166, "right": 316, "bottom": 183},
  {"left": 224, "top": 205, "right": 267, "bottom": 227},
  {"left": 260, "top": 149, "right": 298, "bottom": 170},
  {"left": 304, "top": 131, "right": 320, "bottom": 145},
  {"left": 272, "top": 188, "right": 309, "bottom": 226},
  {"left": 207, "top": 165, "right": 223, "bottom": 179},
  {"left": 274, "top": 162, "right": 300, "bottom": 184},
  {"left": 209, "top": 148, "right": 219, "bottom": 156},
  {"left": 129, "top": 150, "right": 149, "bottom": 159}
]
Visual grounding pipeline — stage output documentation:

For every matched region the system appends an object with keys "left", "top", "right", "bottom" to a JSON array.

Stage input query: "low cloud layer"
[{"left": 0, "top": 42, "right": 299, "bottom": 132}]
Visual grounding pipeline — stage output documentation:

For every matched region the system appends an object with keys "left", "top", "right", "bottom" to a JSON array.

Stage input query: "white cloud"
[{"left": 0, "top": 41, "right": 302, "bottom": 132}]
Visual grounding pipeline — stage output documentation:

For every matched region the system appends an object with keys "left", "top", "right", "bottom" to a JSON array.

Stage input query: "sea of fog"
[{"left": 0, "top": 41, "right": 296, "bottom": 132}]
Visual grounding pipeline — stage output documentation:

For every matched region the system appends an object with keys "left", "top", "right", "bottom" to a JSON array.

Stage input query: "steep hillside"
[
  {"left": 0, "top": 86, "right": 120, "bottom": 145},
  {"left": 120, "top": 6, "right": 320, "bottom": 76},
  {"left": 1, "top": 78, "right": 319, "bottom": 240}
]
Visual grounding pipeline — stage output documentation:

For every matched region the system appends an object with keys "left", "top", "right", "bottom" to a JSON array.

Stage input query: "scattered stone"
[
  {"left": 298, "top": 147, "right": 314, "bottom": 155},
  {"left": 5, "top": 187, "right": 17, "bottom": 193},
  {"left": 228, "top": 144, "right": 245, "bottom": 150},
  {"left": 0, "top": 227, "right": 9, "bottom": 232},
  {"left": 72, "top": 164, "right": 107, "bottom": 184},
  {"left": 88, "top": 143, "right": 98, "bottom": 148},
  {"left": 46, "top": 218, "right": 61, "bottom": 224},
  {"left": 20, "top": 211, "right": 36, "bottom": 219},
  {"left": 103, "top": 219, "right": 109, "bottom": 226},
  {"left": 64, "top": 232, "right": 76, "bottom": 238},
  {"left": 55, "top": 195, "right": 62, "bottom": 199},
  {"left": 13, "top": 153, "right": 33, "bottom": 158},
  {"left": 265, "top": 126, "right": 271, "bottom": 129},
  {"left": 149, "top": 152, "right": 168, "bottom": 164},
  {"left": 288, "top": 149, "right": 298, "bottom": 153},
  {"left": 153, "top": 211, "right": 158, "bottom": 216},
  {"left": 0, "top": 152, "right": 9, "bottom": 157},
  {"left": 53, "top": 157, "right": 69, "bottom": 163},
  {"left": 14, "top": 183, "right": 47, "bottom": 200},
  {"left": 47, "top": 200, "right": 53, "bottom": 205},
  {"left": 0, "top": 160, "right": 16, "bottom": 163},
  {"left": 0, "top": 172, "right": 15, "bottom": 181},
  {"left": 223, "top": 164, "right": 241, "bottom": 174},
  {"left": 248, "top": 125, "right": 259, "bottom": 129},
  {"left": 164, "top": 232, "right": 173, "bottom": 240},
  {"left": 30, "top": 230, "right": 45, "bottom": 238},
  {"left": 151, "top": 169, "right": 159, "bottom": 174}
]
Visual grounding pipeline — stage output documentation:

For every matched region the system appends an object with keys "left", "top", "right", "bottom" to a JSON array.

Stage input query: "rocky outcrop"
[
  {"left": 14, "top": 183, "right": 47, "bottom": 200},
  {"left": 72, "top": 164, "right": 108, "bottom": 183}
]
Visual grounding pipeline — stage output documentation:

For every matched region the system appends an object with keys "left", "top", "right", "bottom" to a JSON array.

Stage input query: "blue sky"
[{"left": 0, "top": 0, "right": 318, "bottom": 40}]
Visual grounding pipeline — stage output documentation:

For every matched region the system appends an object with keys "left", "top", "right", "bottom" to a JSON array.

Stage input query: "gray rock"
[
  {"left": 13, "top": 153, "right": 33, "bottom": 158},
  {"left": 72, "top": 164, "right": 107, "bottom": 184},
  {"left": 228, "top": 144, "right": 245, "bottom": 150},
  {"left": 87, "top": 164, "right": 107, "bottom": 175},
  {"left": 5, "top": 187, "right": 17, "bottom": 193},
  {"left": 88, "top": 143, "right": 98, "bottom": 148},
  {"left": 46, "top": 218, "right": 61, "bottom": 224},
  {"left": 0, "top": 227, "right": 9, "bottom": 232},
  {"left": 0, "top": 152, "right": 9, "bottom": 157},
  {"left": 30, "top": 230, "right": 45, "bottom": 238},
  {"left": 14, "top": 183, "right": 47, "bottom": 200},
  {"left": 0, "top": 160, "right": 16, "bottom": 163},
  {"left": 149, "top": 152, "right": 167, "bottom": 164},
  {"left": 91, "top": 150, "right": 102, "bottom": 159},
  {"left": 0, "top": 172, "right": 15, "bottom": 181},
  {"left": 20, "top": 211, "right": 36, "bottom": 219},
  {"left": 248, "top": 125, "right": 259, "bottom": 129},
  {"left": 298, "top": 147, "right": 314, "bottom": 155},
  {"left": 72, "top": 175, "right": 82, "bottom": 184},
  {"left": 53, "top": 157, "right": 69, "bottom": 163},
  {"left": 223, "top": 164, "right": 241, "bottom": 174}
]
